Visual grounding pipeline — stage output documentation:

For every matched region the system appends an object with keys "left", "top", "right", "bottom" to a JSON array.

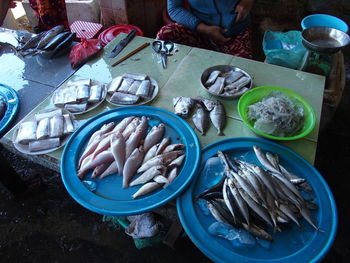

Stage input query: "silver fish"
[
  {"left": 123, "top": 147, "right": 145, "bottom": 188},
  {"left": 99, "top": 161, "right": 119, "bottom": 179},
  {"left": 300, "top": 205, "right": 320, "bottom": 231},
  {"left": 192, "top": 104, "right": 209, "bottom": 135},
  {"left": 76, "top": 85, "right": 90, "bottom": 102},
  {"left": 279, "top": 202, "right": 300, "bottom": 227},
  {"left": 118, "top": 78, "right": 134, "bottom": 93},
  {"left": 253, "top": 146, "right": 281, "bottom": 175},
  {"left": 155, "top": 137, "right": 171, "bottom": 155},
  {"left": 36, "top": 25, "right": 65, "bottom": 49},
  {"left": 205, "top": 70, "right": 220, "bottom": 86},
  {"left": 49, "top": 115, "right": 64, "bottom": 138},
  {"left": 223, "top": 70, "right": 243, "bottom": 85},
  {"left": 107, "top": 76, "right": 123, "bottom": 94},
  {"left": 129, "top": 165, "right": 166, "bottom": 186},
  {"left": 194, "top": 96, "right": 216, "bottom": 112},
  {"left": 241, "top": 168, "right": 267, "bottom": 206},
  {"left": 242, "top": 223, "right": 273, "bottom": 241},
  {"left": 135, "top": 80, "right": 151, "bottom": 99},
  {"left": 222, "top": 179, "right": 237, "bottom": 223},
  {"left": 110, "top": 133, "right": 126, "bottom": 176},
  {"left": 143, "top": 123, "right": 165, "bottom": 152},
  {"left": 36, "top": 118, "right": 50, "bottom": 140},
  {"left": 127, "top": 80, "right": 141, "bottom": 95},
  {"left": 29, "top": 138, "right": 60, "bottom": 152},
  {"left": 208, "top": 77, "right": 225, "bottom": 95},
  {"left": 210, "top": 102, "right": 225, "bottom": 135},
  {"left": 173, "top": 97, "right": 194, "bottom": 118},
  {"left": 65, "top": 103, "right": 87, "bottom": 113},
  {"left": 19, "top": 32, "right": 45, "bottom": 51},
  {"left": 35, "top": 109, "right": 62, "bottom": 122},
  {"left": 110, "top": 92, "right": 140, "bottom": 105},
  {"left": 227, "top": 178, "right": 250, "bottom": 225},
  {"left": 122, "top": 73, "right": 148, "bottom": 81},
  {"left": 132, "top": 182, "right": 162, "bottom": 199},
  {"left": 88, "top": 84, "right": 103, "bottom": 103},
  {"left": 16, "top": 121, "right": 37, "bottom": 144}
]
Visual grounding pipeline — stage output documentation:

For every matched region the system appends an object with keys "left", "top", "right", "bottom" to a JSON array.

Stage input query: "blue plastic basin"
[{"left": 301, "top": 14, "right": 348, "bottom": 33}]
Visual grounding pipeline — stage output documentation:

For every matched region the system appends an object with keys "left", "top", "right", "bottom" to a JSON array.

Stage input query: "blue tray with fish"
[
  {"left": 61, "top": 106, "right": 201, "bottom": 216},
  {"left": 0, "top": 84, "right": 19, "bottom": 136},
  {"left": 177, "top": 137, "right": 337, "bottom": 263}
]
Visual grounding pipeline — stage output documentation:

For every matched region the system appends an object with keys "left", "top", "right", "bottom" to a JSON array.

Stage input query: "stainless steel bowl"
[
  {"left": 301, "top": 26, "right": 350, "bottom": 54},
  {"left": 200, "top": 65, "right": 253, "bottom": 99}
]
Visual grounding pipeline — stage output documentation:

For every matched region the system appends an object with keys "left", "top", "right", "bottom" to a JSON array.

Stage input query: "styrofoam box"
[{"left": 22, "top": 0, "right": 100, "bottom": 27}]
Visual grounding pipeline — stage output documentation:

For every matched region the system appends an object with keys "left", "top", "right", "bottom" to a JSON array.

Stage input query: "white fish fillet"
[
  {"left": 88, "top": 84, "right": 103, "bottom": 103},
  {"left": 49, "top": 115, "right": 64, "bottom": 138},
  {"left": 15, "top": 121, "right": 37, "bottom": 144},
  {"left": 63, "top": 114, "right": 75, "bottom": 134},
  {"left": 65, "top": 103, "right": 87, "bottom": 113},
  {"left": 76, "top": 84, "right": 90, "bottom": 102},
  {"left": 35, "top": 109, "right": 62, "bottom": 122},
  {"left": 36, "top": 118, "right": 50, "bottom": 140},
  {"left": 29, "top": 137, "right": 60, "bottom": 152},
  {"left": 127, "top": 81, "right": 141, "bottom": 95},
  {"left": 118, "top": 78, "right": 134, "bottom": 93},
  {"left": 205, "top": 70, "right": 220, "bottom": 86},
  {"left": 108, "top": 76, "right": 123, "bottom": 94},
  {"left": 67, "top": 79, "right": 90, "bottom": 87},
  {"left": 122, "top": 73, "right": 148, "bottom": 81}
]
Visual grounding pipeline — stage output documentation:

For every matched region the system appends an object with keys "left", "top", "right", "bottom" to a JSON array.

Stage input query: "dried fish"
[
  {"left": 108, "top": 76, "right": 123, "bottom": 94},
  {"left": 223, "top": 70, "right": 243, "bottom": 85},
  {"left": 88, "top": 84, "right": 103, "bottom": 103},
  {"left": 173, "top": 97, "right": 194, "bottom": 118},
  {"left": 49, "top": 115, "right": 64, "bottom": 138},
  {"left": 29, "top": 138, "right": 60, "bottom": 152},
  {"left": 208, "top": 77, "right": 225, "bottom": 95},
  {"left": 36, "top": 118, "right": 50, "bottom": 140},
  {"left": 16, "top": 121, "right": 37, "bottom": 144},
  {"left": 205, "top": 70, "right": 220, "bottom": 86},
  {"left": 110, "top": 92, "right": 140, "bottom": 105}
]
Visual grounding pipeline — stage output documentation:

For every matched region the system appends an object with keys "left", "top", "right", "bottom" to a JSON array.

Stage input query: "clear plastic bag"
[{"left": 263, "top": 30, "right": 307, "bottom": 70}]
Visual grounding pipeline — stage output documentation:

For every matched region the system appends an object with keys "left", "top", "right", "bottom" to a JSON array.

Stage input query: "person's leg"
[{"left": 218, "top": 27, "right": 253, "bottom": 59}]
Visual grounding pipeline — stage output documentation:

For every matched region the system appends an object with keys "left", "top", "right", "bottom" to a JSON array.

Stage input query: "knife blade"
[{"left": 108, "top": 29, "right": 137, "bottom": 58}]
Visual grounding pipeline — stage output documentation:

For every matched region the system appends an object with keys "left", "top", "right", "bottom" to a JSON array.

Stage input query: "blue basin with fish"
[{"left": 177, "top": 137, "right": 337, "bottom": 263}]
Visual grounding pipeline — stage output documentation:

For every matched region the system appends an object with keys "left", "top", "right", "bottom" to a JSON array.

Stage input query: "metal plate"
[
  {"left": 177, "top": 137, "right": 337, "bottom": 263},
  {"left": 106, "top": 77, "right": 159, "bottom": 107},
  {"left": 52, "top": 78, "right": 107, "bottom": 115},
  {"left": 12, "top": 108, "right": 77, "bottom": 155},
  {"left": 60, "top": 106, "right": 200, "bottom": 216},
  {"left": 0, "top": 84, "right": 19, "bottom": 136}
]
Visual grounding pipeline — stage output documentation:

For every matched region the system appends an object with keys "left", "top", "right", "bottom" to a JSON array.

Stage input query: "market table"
[{"left": 0, "top": 33, "right": 325, "bottom": 171}]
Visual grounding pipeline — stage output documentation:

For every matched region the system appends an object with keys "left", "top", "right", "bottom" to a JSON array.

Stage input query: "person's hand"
[
  {"left": 234, "top": 0, "right": 254, "bottom": 22},
  {"left": 197, "top": 23, "right": 231, "bottom": 44},
  {"left": 9, "top": 0, "right": 18, "bottom": 8}
]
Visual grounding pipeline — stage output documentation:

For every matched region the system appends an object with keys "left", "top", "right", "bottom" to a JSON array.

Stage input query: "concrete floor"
[{"left": 1, "top": 10, "right": 350, "bottom": 263}]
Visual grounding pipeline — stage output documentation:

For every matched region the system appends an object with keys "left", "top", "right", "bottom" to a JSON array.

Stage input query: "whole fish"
[
  {"left": 242, "top": 223, "right": 273, "bottom": 241},
  {"left": 50, "top": 32, "right": 76, "bottom": 58},
  {"left": 91, "top": 162, "right": 112, "bottom": 178},
  {"left": 153, "top": 175, "right": 168, "bottom": 184},
  {"left": 36, "top": 25, "right": 65, "bottom": 49},
  {"left": 192, "top": 104, "right": 209, "bottom": 135},
  {"left": 87, "top": 122, "right": 115, "bottom": 145},
  {"left": 42, "top": 31, "right": 71, "bottom": 50},
  {"left": 222, "top": 179, "right": 237, "bottom": 223},
  {"left": 125, "top": 116, "right": 148, "bottom": 158},
  {"left": 143, "top": 123, "right": 165, "bottom": 152},
  {"left": 168, "top": 154, "right": 185, "bottom": 168},
  {"left": 18, "top": 32, "right": 45, "bottom": 51},
  {"left": 227, "top": 178, "right": 250, "bottom": 225},
  {"left": 110, "top": 133, "right": 126, "bottom": 176},
  {"left": 129, "top": 165, "right": 166, "bottom": 186},
  {"left": 194, "top": 96, "right": 216, "bottom": 112},
  {"left": 155, "top": 137, "right": 171, "bottom": 155},
  {"left": 78, "top": 150, "right": 114, "bottom": 178},
  {"left": 253, "top": 146, "right": 281, "bottom": 175},
  {"left": 210, "top": 102, "right": 225, "bottom": 135},
  {"left": 132, "top": 182, "right": 162, "bottom": 199},
  {"left": 122, "top": 147, "right": 145, "bottom": 188},
  {"left": 122, "top": 117, "right": 140, "bottom": 140},
  {"left": 164, "top": 166, "right": 178, "bottom": 187},
  {"left": 99, "top": 161, "right": 119, "bottom": 179},
  {"left": 91, "top": 134, "right": 113, "bottom": 159},
  {"left": 173, "top": 97, "right": 194, "bottom": 118},
  {"left": 142, "top": 143, "right": 159, "bottom": 165},
  {"left": 163, "top": 143, "right": 184, "bottom": 153},
  {"left": 137, "top": 150, "right": 183, "bottom": 173}
]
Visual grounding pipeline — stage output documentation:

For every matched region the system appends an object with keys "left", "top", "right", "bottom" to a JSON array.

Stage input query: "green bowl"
[{"left": 237, "top": 86, "right": 317, "bottom": 141}]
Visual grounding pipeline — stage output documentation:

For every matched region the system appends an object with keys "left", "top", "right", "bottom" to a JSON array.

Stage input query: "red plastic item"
[
  {"left": 98, "top": 24, "right": 144, "bottom": 46},
  {"left": 69, "top": 38, "right": 103, "bottom": 69},
  {"left": 70, "top": 20, "right": 103, "bottom": 40}
]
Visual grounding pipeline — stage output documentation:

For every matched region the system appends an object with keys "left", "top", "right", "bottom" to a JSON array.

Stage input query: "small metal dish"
[
  {"left": 200, "top": 65, "right": 253, "bottom": 99},
  {"left": 301, "top": 26, "right": 350, "bottom": 54}
]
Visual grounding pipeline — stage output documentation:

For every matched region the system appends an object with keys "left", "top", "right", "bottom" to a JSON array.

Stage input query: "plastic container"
[
  {"left": 301, "top": 14, "right": 348, "bottom": 33},
  {"left": 237, "top": 86, "right": 316, "bottom": 141}
]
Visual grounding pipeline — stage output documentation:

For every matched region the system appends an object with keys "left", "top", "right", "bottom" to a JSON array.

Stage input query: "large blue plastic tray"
[
  {"left": 0, "top": 84, "right": 19, "bottom": 136},
  {"left": 61, "top": 106, "right": 200, "bottom": 216},
  {"left": 177, "top": 137, "right": 337, "bottom": 263}
]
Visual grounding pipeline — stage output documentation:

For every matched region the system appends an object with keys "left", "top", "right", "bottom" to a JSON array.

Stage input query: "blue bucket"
[{"left": 301, "top": 14, "right": 349, "bottom": 33}]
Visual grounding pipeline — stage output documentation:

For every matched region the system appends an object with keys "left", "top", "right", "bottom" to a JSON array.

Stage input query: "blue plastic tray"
[
  {"left": 61, "top": 106, "right": 200, "bottom": 216},
  {"left": 177, "top": 137, "right": 337, "bottom": 263},
  {"left": 0, "top": 84, "right": 19, "bottom": 136}
]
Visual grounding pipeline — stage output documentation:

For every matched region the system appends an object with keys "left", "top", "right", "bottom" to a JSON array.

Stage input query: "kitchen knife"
[{"left": 108, "top": 29, "right": 137, "bottom": 58}]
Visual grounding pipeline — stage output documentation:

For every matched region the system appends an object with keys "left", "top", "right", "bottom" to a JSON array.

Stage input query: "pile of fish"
[
  {"left": 107, "top": 73, "right": 156, "bottom": 105},
  {"left": 173, "top": 96, "right": 226, "bottom": 136},
  {"left": 204, "top": 68, "right": 251, "bottom": 97},
  {"left": 198, "top": 146, "right": 318, "bottom": 242},
  {"left": 14, "top": 109, "right": 75, "bottom": 152},
  {"left": 77, "top": 116, "right": 186, "bottom": 199},
  {"left": 17, "top": 25, "right": 76, "bottom": 59},
  {"left": 0, "top": 97, "right": 7, "bottom": 121},
  {"left": 53, "top": 78, "right": 106, "bottom": 113}
]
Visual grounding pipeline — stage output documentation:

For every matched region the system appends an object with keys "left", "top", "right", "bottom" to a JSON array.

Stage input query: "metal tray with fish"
[
  {"left": 106, "top": 74, "right": 159, "bottom": 107},
  {"left": 12, "top": 108, "right": 77, "bottom": 155},
  {"left": 60, "top": 106, "right": 200, "bottom": 216},
  {"left": 201, "top": 65, "right": 253, "bottom": 99},
  {"left": 52, "top": 78, "right": 107, "bottom": 115},
  {"left": 0, "top": 84, "right": 19, "bottom": 136},
  {"left": 177, "top": 137, "right": 337, "bottom": 263}
]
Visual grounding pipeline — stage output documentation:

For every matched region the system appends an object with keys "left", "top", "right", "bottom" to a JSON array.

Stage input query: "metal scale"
[{"left": 300, "top": 26, "right": 350, "bottom": 77}]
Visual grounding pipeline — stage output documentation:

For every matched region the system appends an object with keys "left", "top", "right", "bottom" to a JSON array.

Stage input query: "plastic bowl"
[
  {"left": 237, "top": 86, "right": 316, "bottom": 141},
  {"left": 200, "top": 65, "right": 253, "bottom": 99},
  {"left": 301, "top": 14, "right": 348, "bottom": 33}
]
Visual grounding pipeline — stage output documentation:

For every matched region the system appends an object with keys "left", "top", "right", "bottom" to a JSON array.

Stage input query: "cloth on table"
[{"left": 156, "top": 22, "right": 252, "bottom": 59}]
